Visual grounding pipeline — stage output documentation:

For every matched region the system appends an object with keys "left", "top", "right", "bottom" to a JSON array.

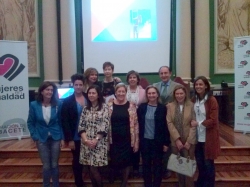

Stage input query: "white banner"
[
  {"left": 0, "top": 40, "right": 30, "bottom": 140},
  {"left": 234, "top": 37, "right": 250, "bottom": 133}
]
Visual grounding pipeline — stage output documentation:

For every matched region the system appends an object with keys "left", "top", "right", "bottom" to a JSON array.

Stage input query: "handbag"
[{"left": 167, "top": 153, "right": 197, "bottom": 177}]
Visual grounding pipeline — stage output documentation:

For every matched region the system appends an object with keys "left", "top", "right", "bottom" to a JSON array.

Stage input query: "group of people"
[{"left": 27, "top": 62, "right": 220, "bottom": 187}]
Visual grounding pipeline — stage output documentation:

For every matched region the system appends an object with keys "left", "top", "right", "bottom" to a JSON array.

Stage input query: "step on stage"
[{"left": 0, "top": 123, "right": 250, "bottom": 187}]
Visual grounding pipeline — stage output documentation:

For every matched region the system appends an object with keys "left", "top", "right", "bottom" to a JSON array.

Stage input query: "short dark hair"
[
  {"left": 158, "top": 66, "right": 172, "bottom": 73},
  {"left": 103, "top": 61, "right": 114, "bottom": 70},
  {"left": 193, "top": 76, "right": 211, "bottom": 99},
  {"left": 86, "top": 85, "right": 104, "bottom": 111},
  {"left": 37, "top": 81, "right": 59, "bottom": 106},
  {"left": 126, "top": 70, "right": 140, "bottom": 85},
  {"left": 71, "top": 73, "right": 85, "bottom": 84}
]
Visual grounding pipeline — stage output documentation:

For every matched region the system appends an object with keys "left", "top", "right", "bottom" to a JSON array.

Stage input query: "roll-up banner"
[
  {"left": 0, "top": 40, "right": 30, "bottom": 140},
  {"left": 234, "top": 37, "right": 250, "bottom": 133}
]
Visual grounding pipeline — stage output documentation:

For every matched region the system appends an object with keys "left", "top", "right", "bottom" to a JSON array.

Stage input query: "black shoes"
[{"left": 108, "top": 168, "right": 115, "bottom": 184}]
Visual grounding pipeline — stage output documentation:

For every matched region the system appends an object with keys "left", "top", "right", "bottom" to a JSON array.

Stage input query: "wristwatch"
[{"left": 95, "top": 137, "right": 100, "bottom": 141}]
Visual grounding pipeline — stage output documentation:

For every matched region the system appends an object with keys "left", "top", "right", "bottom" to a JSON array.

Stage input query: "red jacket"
[{"left": 192, "top": 95, "right": 220, "bottom": 159}]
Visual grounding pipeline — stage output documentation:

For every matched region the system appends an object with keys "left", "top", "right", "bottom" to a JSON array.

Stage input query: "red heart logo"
[{"left": 0, "top": 57, "right": 14, "bottom": 76}]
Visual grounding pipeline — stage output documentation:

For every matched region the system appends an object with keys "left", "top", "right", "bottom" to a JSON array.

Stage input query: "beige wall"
[
  {"left": 43, "top": 0, "right": 59, "bottom": 83},
  {"left": 42, "top": 0, "right": 210, "bottom": 84},
  {"left": 176, "top": 0, "right": 191, "bottom": 82},
  {"left": 195, "top": 0, "right": 210, "bottom": 79}
]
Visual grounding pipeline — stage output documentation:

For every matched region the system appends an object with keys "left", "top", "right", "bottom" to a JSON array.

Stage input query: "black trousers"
[
  {"left": 195, "top": 142, "right": 215, "bottom": 187},
  {"left": 132, "top": 151, "right": 140, "bottom": 171},
  {"left": 71, "top": 140, "right": 84, "bottom": 187},
  {"left": 141, "top": 138, "right": 163, "bottom": 187}
]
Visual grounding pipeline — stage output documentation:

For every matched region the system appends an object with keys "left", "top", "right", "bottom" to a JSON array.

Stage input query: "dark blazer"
[
  {"left": 27, "top": 101, "right": 63, "bottom": 143},
  {"left": 61, "top": 92, "right": 87, "bottom": 142},
  {"left": 137, "top": 102, "right": 171, "bottom": 150}
]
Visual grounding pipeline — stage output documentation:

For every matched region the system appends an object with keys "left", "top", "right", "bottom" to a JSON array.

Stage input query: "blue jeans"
[{"left": 37, "top": 137, "right": 61, "bottom": 187}]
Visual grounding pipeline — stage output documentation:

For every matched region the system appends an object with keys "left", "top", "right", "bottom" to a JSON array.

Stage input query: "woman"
[
  {"left": 126, "top": 70, "right": 146, "bottom": 176},
  {"left": 126, "top": 70, "right": 146, "bottom": 106},
  {"left": 167, "top": 85, "right": 196, "bottom": 187},
  {"left": 27, "top": 81, "right": 63, "bottom": 187},
  {"left": 137, "top": 85, "right": 170, "bottom": 187},
  {"left": 101, "top": 62, "right": 121, "bottom": 99},
  {"left": 108, "top": 83, "right": 139, "bottom": 187},
  {"left": 61, "top": 74, "right": 87, "bottom": 187},
  {"left": 83, "top": 67, "right": 101, "bottom": 92},
  {"left": 78, "top": 85, "right": 109, "bottom": 187},
  {"left": 191, "top": 76, "right": 220, "bottom": 187}
]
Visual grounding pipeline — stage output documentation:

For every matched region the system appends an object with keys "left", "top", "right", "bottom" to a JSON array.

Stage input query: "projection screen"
[{"left": 82, "top": 0, "right": 171, "bottom": 73}]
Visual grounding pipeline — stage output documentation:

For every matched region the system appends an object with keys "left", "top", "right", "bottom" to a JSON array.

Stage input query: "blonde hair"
[
  {"left": 84, "top": 68, "right": 98, "bottom": 84},
  {"left": 83, "top": 68, "right": 98, "bottom": 92},
  {"left": 172, "top": 85, "right": 189, "bottom": 103},
  {"left": 115, "top": 83, "right": 127, "bottom": 92}
]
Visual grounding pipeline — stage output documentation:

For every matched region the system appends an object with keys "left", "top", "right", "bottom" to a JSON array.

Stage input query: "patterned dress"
[{"left": 78, "top": 103, "right": 110, "bottom": 166}]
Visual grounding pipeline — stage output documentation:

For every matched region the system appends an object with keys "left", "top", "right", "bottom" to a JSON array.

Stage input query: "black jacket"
[
  {"left": 137, "top": 102, "right": 171, "bottom": 149},
  {"left": 61, "top": 92, "right": 87, "bottom": 142}
]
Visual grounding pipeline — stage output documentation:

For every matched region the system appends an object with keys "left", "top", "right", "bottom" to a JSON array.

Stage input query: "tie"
[{"left": 161, "top": 83, "right": 168, "bottom": 95}]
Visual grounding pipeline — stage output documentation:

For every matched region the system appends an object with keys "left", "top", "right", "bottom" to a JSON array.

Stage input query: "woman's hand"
[
  {"left": 114, "top": 77, "right": 121, "bottom": 82},
  {"left": 163, "top": 145, "right": 168, "bottom": 152},
  {"left": 184, "top": 142, "right": 191, "bottom": 150},
  {"left": 108, "top": 97, "right": 115, "bottom": 103},
  {"left": 133, "top": 145, "right": 139, "bottom": 153},
  {"left": 89, "top": 139, "right": 98, "bottom": 149},
  {"left": 60, "top": 140, "right": 66, "bottom": 148},
  {"left": 83, "top": 139, "right": 91, "bottom": 148},
  {"left": 68, "top": 141, "right": 75, "bottom": 150},
  {"left": 175, "top": 139, "right": 183, "bottom": 151},
  {"left": 191, "top": 120, "right": 198, "bottom": 127}
]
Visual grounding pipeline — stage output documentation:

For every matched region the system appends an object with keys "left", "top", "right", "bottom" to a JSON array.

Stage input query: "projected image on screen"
[
  {"left": 130, "top": 9, "right": 152, "bottom": 39},
  {"left": 91, "top": 0, "right": 157, "bottom": 42}
]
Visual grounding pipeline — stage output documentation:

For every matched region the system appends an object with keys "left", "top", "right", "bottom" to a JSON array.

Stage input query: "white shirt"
[
  {"left": 42, "top": 106, "right": 51, "bottom": 136},
  {"left": 194, "top": 95, "right": 207, "bottom": 142},
  {"left": 179, "top": 104, "right": 183, "bottom": 112},
  {"left": 42, "top": 106, "right": 51, "bottom": 125}
]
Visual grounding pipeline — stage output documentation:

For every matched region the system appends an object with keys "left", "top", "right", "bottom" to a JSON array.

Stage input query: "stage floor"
[{"left": 0, "top": 123, "right": 250, "bottom": 187}]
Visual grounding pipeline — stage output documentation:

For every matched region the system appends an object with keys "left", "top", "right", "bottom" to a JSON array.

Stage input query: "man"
[
  {"left": 153, "top": 66, "right": 180, "bottom": 105},
  {"left": 153, "top": 66, "right": 180, "bottom": 179}
]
